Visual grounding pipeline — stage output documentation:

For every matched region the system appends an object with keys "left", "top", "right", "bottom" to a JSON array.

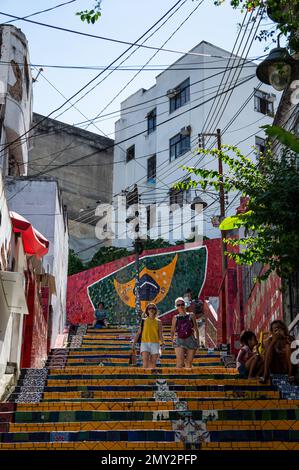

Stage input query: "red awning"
[{"left": 10, "top": 211, "right": 49, "bottom": 258}]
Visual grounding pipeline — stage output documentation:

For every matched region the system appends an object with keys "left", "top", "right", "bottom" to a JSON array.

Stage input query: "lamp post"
[
  {"left": 256, "top": 35, "right": 299, "bottom": 91},
  {"left": 197, "top": 129, "right": 227, "bottom": 345},
  {"left": 133, "top": 237, "right": 143, "bottom": 318}
]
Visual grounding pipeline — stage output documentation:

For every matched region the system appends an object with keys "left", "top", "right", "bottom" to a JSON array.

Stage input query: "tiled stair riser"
[{"left": 1, "top": 325, "right": 299, "bottom": 450}]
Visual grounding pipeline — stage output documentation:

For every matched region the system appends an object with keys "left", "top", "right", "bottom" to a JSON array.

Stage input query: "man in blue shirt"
[{"left": 93, "top": 302, "right": 107, "bottom": 328}]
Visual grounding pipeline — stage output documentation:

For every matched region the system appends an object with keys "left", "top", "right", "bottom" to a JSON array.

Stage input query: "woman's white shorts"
[{"left": 140, "top": 342, "right": 161, "bottom": 355}]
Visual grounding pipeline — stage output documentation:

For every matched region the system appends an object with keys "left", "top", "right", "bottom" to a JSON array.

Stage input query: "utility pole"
[
  {"left": 199, "top": 129, "right": 227, "bottom": 345},
  {"left": 134, "top": 237, "right": 143, "bottom": 318}
]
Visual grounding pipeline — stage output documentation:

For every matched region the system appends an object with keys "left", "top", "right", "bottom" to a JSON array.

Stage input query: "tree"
[
  {"left": 86, "top": 245, "right": 131, "bottom": 269},
  {"left": 76, "top": 0, "right": 102, "bottom": 24},
  {"left": 215, "top": 1, "right": 299, "bottom": 50},
  {"left": 68, "top": 249, "right": 86, "bottom": 275},
  {"left": 176, "top": 125, "right": 299, "bottom": 280}
]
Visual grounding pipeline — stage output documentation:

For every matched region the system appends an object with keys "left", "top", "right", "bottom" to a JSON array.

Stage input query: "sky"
[{"left": 0, "top": 0, "right": 275, "bottom": 138}]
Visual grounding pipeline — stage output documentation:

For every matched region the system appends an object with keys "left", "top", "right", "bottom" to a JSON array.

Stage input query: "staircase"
[{"left": 1, "top": 324, "right": 299, "bottom": 451}]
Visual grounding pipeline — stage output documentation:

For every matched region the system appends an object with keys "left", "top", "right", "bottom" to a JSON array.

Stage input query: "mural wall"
[
  {"left": 244, "top": 270, "right": 283, "bottom": 335},
  {"left": 67, "top": 242, "right": 221, "bottom": 326}
]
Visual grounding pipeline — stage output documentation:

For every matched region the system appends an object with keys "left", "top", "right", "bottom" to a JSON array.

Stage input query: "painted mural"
[
  {"left": 67, "top": 243, "right": 212, "bottom": 326},
  {"left": 87, "top": 246, "right": 207, "bottom": 325}
]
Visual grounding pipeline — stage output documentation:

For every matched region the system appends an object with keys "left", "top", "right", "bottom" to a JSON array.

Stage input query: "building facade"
[
  {"left": 5, "top": 177, "right": 69, "bottom": 349},
  {"left": 112, "top": 41, "right": 279, "bottom": 247},
  {"left": 0, "top": 25, "right": 32, "bottom": 176},
  {"left": 29, "top": 113, "right": 114, "bottom": 262}
]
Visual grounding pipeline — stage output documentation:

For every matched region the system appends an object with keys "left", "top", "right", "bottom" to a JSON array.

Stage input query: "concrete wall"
[
  {"left": 5, "top": 177, "right": 69, "bottom": 348},
  {"left": 28, "top": 113, "right": 114, "bottom": 261},
  {"left": 113, "top": 40, "right": 280, "bottom": 247}
]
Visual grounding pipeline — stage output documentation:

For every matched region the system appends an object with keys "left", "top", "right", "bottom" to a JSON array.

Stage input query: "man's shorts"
[{"left": 140, "top": 342, "right": 161, "bottom": 355}]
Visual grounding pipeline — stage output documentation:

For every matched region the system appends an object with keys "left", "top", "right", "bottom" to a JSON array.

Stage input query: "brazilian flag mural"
[{"left": 88, "top": 246, "right": 207, "bottom": 325}]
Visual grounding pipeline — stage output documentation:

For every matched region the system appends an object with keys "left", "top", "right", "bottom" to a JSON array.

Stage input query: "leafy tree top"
[{"left": 175, "top": 125, "right": 299, "bottom": 280}]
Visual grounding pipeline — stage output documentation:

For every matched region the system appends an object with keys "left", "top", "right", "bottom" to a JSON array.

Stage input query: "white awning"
[{"left": 0, "top": 271, "right": 29, "bottom": 315}]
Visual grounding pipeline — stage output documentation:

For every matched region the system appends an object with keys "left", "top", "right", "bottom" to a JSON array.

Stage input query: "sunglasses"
[
  {"left": 176, "top": 303, "right": 185, "bottom": 307},
  {"left": 148, "top": 307, "right": 157, "bottom": 311}
]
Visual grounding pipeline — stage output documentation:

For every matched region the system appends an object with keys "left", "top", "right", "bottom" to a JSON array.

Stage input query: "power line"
[
  {"left": 0, "top": 60, "right": 257, "bottom": 71},
  {"left": 0, "top": 9, "right": 259, "bottom": 60},
  {"left": 29, "top": 73, "right": 254, "bottom": 168},
  {"left": 0, "top": 0, "right": 77, "bottom": 25},
  {"left": 7, "top": 66, "right": 257, "bottom": 154},
  {"left": 27, "top": 74, "right": 255, "bottom": 177},
  {"left": 205, "top": 7, "right": 264, "bottom": 144},
  {"left": 1, "top": 0, "right": 187, "bottom": 157},
  {"left": 86, "top": 0, "right": 204, "bottom": 131},
  {"left": 201, "top": 10, "right": 250, "bottom": 137}
]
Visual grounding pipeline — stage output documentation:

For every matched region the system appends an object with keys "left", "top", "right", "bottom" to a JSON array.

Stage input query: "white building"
[
  {"left": 0, "top": 24, "right": 69, "bottom": 353},
  {"left": 113, "top": 41, "right": 279, "bottom": 247},
  {"left": 0, "top": 25, "right": 32, "bottom": 175},
  {"left": 0, "top": 170, "right": 29, "bottom": 399},
  {"left": 5, "top": 177, "right": 69, "bottom": 349}
]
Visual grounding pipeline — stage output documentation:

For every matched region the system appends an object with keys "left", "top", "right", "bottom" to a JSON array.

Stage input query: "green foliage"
[
  {"left": 141, "top": 237, "right": 172, "bottom": 250},
  {"left": 177, "top": 126, "right": 299, "bottom": 280},
  {"left": 262, "top": 125, "right": 299, "bottom": 153},
  {"left": 214, "top": 1, "right": 299, "bottom": 50},
  {"left": 87, "top": 246, "right": 131, "bottom": 269},
  {"left": 68, "top": 249, "right": 86, "bottom": 276},
  {"left": 68, "top": 236, "right": 199, "bottom": 276},
  {"left": 76, "top": 1, "right": 102, "bottom": 24}
]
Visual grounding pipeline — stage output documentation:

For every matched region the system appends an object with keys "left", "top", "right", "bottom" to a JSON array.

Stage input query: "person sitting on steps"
[
  {"left": 236, "top": 330, "right": 264, "bottom": 378},
  {"left": 92, "top": 302, "right": 108, "bottom": 329},
  {"left": 259, "top": 320, "right": 294, "bottom": 384}
]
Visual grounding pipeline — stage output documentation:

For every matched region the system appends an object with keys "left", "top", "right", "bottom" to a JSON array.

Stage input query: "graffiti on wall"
[{"left": 87, "top": 246, "right": 207, "bottom": 325}]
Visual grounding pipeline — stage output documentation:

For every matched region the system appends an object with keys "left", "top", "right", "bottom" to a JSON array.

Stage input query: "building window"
[
  {"left": 169, "top": 180, "right": 191, "bottom": 207},
  {"left": 169, "top": 78, "right": 190, "bottom": 113},
  {"left": 147, "top": 155, "right": 156, "bottom": 184},
  {"left": 126, "top": 144, "right": 135, "bottom": 162},
  {"left": 169, "top": 132, "right": 191, "bottom": 161},
  {"left": 147, "top": 108, "right": 156, "bottom": 134},
  {"left": 125, "top": 184, "right": 139, "bottom": 207},
  {"left": 254, "top": 89, "right": 274, "bottom": 116},
  {"left": 255, "top": 136, "right": 266, "bottom": 157}
]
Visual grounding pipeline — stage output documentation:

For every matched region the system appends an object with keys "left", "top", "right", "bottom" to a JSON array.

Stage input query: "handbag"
[{"left": 137, "top": 318, "right": 145, "bottom": 344}]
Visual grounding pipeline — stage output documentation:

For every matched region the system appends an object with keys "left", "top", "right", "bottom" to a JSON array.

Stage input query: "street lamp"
[
  {"left": 190, "top": 193, "right": 208, "bottom": 211},
  {"left": 256, "top": 46, "right": 298, "bottom": 91}
]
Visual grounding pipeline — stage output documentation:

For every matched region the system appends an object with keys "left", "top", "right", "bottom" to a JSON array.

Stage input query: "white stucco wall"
[
  {"left": 5, "top": 177, "right": 69, "bottom": 348},
  {"left": 113, "top": 40, "right": 280, "bottom": 247},
  {"left": 0, "top": 25, "right": 33, "bottom": 175}
]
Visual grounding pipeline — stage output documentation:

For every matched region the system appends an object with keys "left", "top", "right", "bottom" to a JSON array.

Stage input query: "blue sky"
[{"left": 0, "top": 0, "right": 274, "bottom": 137}]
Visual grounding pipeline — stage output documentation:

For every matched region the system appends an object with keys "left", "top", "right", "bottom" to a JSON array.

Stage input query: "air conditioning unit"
[
  {"left": 166, "top": 88, "right": 178, "bottom": 98},
  {"left": 267, "top": 93, "right": 276, "bottom": 102},
  {"left": 180, "top": 125, "right": 191, "bottom": 136}
]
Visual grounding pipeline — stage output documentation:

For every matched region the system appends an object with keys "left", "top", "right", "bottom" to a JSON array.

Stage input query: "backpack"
[{"left": 176, "top": 314, "right": 193, "bottom": 339}]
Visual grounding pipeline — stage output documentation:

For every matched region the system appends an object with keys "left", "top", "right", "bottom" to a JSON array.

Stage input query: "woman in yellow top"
[{"left": 132, "top": 303, "right": 164, "bottom": 369}]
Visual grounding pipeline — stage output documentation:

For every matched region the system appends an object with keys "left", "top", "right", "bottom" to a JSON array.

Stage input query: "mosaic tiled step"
[
  {"left": 3, "top": 324, "right": 299, "bottom": 451},
  {"left": 9, "top": 420, "right": 174, "bottom": 432},
  {"left": 30, "top": 391, "right": 280, "bottom": 402},
  {"left": 0, "top": 441, "right": 185, "bottom": 450},
  {"left": 0, "top": 429, "right": 180, "bottom": 443},
  {"left": 206, "top": 420, "right": 299, "bottom": 431},
  {"left": 201, "top": 442, "right": 299, "bottom": 451},
  {"left": 40, "top": 383, "right": 276, "bottom": 395},
  {"left": 46, "top": 366, "right": 236, "bottom": 375},
  {"left": 9, "top": 404, "right": 299, "bottom": 421},
  {"left": 67, "top": 352, "right": 221, "bottom": 358},
  {"left": 47, "top": 361, "right": 223, "bottom": 368}
]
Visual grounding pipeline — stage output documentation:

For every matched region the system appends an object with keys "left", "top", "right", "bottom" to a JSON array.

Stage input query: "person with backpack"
[
  {"left": 171, "top": 297, "right": 199, "bottom": 368},
  {"left": 131, "top": 303, "right": 164, "bottom": 369}
]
